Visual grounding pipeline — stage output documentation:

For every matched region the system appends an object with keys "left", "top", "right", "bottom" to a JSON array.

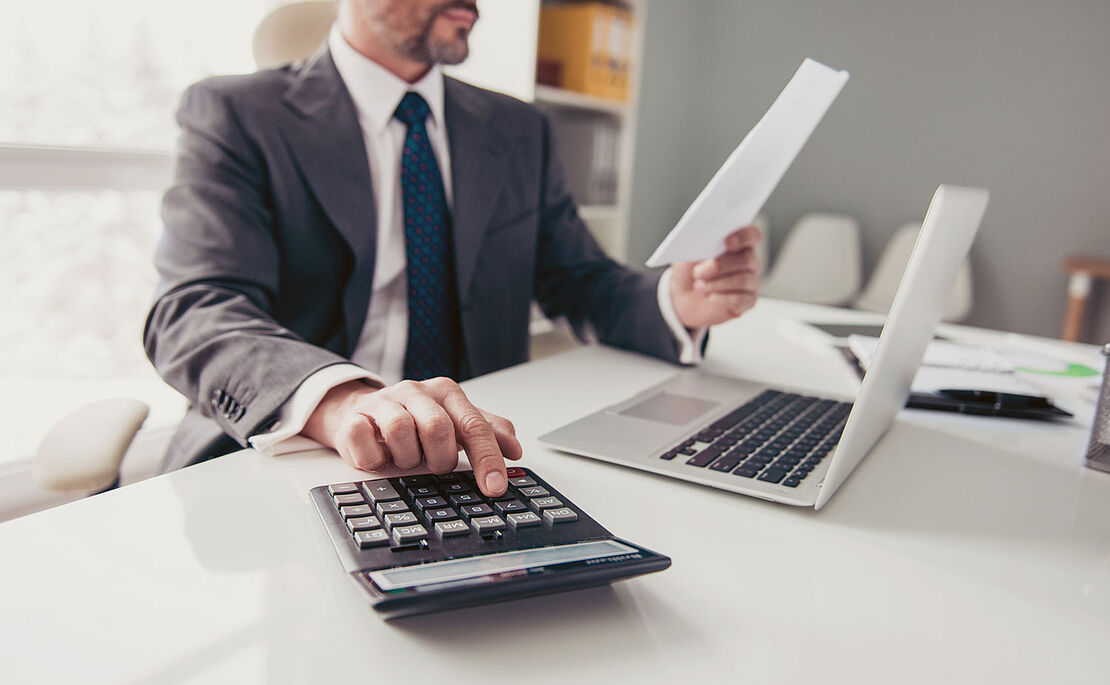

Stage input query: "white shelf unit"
[
  {"left": 447, "top": 0, "right": 645, "bottom": 262},
  {"left": 533, "top": 84, "right": 630, "bottom": 118},
  {"left": 447, "top": 0, "right": 646, "bottom": 348},
  {"left": 530, "top": 0, "right": 645, "bottom": 263}
]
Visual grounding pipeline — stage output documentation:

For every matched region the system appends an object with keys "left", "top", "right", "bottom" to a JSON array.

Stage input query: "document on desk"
[{"left": 646, "top": 58, "right": 849, "bottom": 267}]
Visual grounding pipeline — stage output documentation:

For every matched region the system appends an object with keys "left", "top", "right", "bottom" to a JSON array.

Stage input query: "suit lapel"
[
  {"left": 444, "top": 78, "right": 507, "bottom": 304},
  {"left": 281, "top": 49, "right": 376, "bottom": 354}
]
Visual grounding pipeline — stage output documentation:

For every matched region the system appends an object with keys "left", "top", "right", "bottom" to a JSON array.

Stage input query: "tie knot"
[{"left": 393, "top": 92, "right": 431, "bottom": 127}]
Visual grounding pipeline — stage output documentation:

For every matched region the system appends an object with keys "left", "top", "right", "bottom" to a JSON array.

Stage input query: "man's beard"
[{"left": 399, "top": 1, "right": 478, "bottom": 65}]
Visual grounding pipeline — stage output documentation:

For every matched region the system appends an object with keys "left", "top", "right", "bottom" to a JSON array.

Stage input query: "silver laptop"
[{"left": 540, "top": 185, "right": 989, "bottom": 509}]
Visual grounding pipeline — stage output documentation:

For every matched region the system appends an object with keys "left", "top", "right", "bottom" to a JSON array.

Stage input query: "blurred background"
[{"left": 1, "top": 0, "right": 1107, "bottom": 511}]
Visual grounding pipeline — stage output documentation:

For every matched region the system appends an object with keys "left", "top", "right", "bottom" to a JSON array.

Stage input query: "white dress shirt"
[{"left": 250, "top": 26, "right": 705, "bottom": 456}]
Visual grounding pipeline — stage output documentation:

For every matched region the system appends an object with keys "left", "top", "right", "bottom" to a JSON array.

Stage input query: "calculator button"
[
  {"left": 425, "top": 507, "right": 459, "bottom": 522},
  {"left": 362, "top": 480, "right": 401, "bottom": 504},
  {"left": 383, "top": 512, "right": 419, "bottom": 530},
  {"left": 505, "top": 467, "right": 526, "bottom": 478},
  {"left": 332, "top": 493, "right": 365, "bottom": 507},
  {"left": 346, "top": 516, "right": 381, "bottom": 532},
  {"left": 398, "top": 475, "right": 432, "bottom": 487},
  {"left": 494, "top": 500, "right": 528, "bottom": 515},
  {"left": 471, "top": 515, "right": 506, "bottom": 534},
  {"left": 441, "top": 482, "right": 472, "bottom": 494},
  {"left": 328, "top": 482, "right": 359, "bottom": 496},
  {"left": 354, "top": 529, "right": 389, "bottom": 548},
  {"left": 518, "top": 486, "right": 550, "bottom": 498},
  {"left": 435, "top": 520, "right": 470, "bottom": 538},
  {"left": 436, "top": 473, "right": 463, "bottom": 482},
  {"left": 508, "top": 476, "right": 537, "bottom": 488},
  {"left": 407, "top": 486, "right": 438, "bottom": 498},
  {"left": 543, "top": 508, "right": 578, "bottom": 524},
  {"left": 506, "top": 511, "right": 542, "bottom": 529},
  {"left": 529, "top": 497, "right": 563, "bottom": 511},
  {"left": 376, "top": 500, "right": 410, "bottom": 516},
  {"left": 450, "top": 493, "right": 482, "bottom": 506},
  {"left": 414, "top": 496, "right": 448, "bottom": 512},
  {"left": 459, "top": 503, "right": 494, "bottom": 521},
  {"left": 392, "top": 524, "right": 429, "bottom": 545},
  {"left": 339, "top": 504, "right": 374, "bottom": 519}
]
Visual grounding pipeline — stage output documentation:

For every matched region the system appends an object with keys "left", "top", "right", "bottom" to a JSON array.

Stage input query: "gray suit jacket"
[{"left": 144, "top": 49, "right": 685, "bottom": 472}]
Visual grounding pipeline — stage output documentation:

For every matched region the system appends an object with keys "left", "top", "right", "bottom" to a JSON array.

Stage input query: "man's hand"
[
  {"left": 302, "top": 377, "right": 522, "bottom": 496},
  {"left": 670, "top": 225, "right": 762, "bottom": 330}
]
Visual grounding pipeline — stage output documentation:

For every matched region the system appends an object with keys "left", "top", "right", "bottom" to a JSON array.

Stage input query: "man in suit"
[{"left": 145, "top": 0, "right": 762, "bottom": 496}]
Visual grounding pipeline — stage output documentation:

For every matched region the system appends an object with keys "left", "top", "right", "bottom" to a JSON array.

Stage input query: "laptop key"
[
  {"left": 783, "top": 477, "right": 802, "bottom": 488},
  {"left": 709, "top": 458, "right": 740, "bottom": 472},
  {"left": 686, "top": 446, "right": 723, "bottom": 467},
  {"left": 758, "top": 468, "right": 788, "bottom": 484},
  {"left": 734, "top": 467, "right": 759, "bottom": 478}
]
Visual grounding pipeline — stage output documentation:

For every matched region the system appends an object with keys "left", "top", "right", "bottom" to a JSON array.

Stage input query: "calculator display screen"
[{"left": 369, "top": 540, "right": 639, "bottom": 591}]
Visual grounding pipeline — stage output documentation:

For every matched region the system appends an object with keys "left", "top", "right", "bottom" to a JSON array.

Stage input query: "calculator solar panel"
[{"left": 311, "top": 467, "right": 670, "bottom": 618}]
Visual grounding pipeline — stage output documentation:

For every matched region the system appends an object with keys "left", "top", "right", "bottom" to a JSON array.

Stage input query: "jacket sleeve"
[
  {"left": 144, "top": 81, "right": 348, "bottom": 446},
  {"left": 531, "top": 113, "right": 685, "bottom": 363}
]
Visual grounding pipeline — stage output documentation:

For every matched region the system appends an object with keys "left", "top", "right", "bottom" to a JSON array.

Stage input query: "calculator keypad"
[{"left": 321, "top": 468, "right": 594, "bottom": 554}]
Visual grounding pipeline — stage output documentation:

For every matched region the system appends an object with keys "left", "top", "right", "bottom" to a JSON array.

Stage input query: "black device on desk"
[
  {"left": 836, "top": 347, "right": 1072, "bottom": 420},
  {"left": 310, "top": 467, "right": 670, "bottom": 618}
]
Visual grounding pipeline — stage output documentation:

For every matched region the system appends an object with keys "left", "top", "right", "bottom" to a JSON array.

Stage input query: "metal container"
[{"left": 1086, "top": 343, "right": 1110, "bottom": 473}]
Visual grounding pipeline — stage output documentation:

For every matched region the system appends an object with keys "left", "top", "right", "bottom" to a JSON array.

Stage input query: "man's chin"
[{"left": 428, "top": 38, "right": 470, "bottom": 65}]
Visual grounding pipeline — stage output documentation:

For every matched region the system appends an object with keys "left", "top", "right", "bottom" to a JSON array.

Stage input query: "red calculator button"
[{"left": 506, "top": 467, "right": 526, "bottom": 478}]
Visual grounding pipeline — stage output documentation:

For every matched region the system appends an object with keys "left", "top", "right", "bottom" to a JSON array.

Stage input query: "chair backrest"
[
  {"left": 253, "top": 0, "right": 337, "bottom": 70},
  {"left": 760, "top": 212, "right": 862, "bottom": 305},
  {"left": 854, "top": 222, "right": 974, "bottom": 322}
]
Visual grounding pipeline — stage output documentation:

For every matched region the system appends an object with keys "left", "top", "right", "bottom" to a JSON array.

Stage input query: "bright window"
[{"left": 0, "top": 0, "right": 268, "bottom": 462}]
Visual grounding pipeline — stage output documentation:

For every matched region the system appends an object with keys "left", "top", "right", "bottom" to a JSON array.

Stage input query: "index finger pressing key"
[{"left": 433, "top": 383, "right": 508, "bottom": 496}]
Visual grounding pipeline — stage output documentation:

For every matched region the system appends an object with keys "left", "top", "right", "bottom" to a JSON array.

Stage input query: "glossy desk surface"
[{"left": 2, "top": 300, "right": 1108, "bottom": 684}]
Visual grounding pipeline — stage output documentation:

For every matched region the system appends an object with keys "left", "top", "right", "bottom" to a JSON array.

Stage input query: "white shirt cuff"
[
  {"left": 248, "top": 363, "right": 384, "bottom": 456},
  {"left": 657, "top": 267, "right": 708, "bottom": 365}
]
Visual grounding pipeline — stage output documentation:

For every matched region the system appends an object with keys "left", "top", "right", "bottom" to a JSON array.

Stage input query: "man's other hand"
[
  {"left": 670, "top": 225, "right": 762, "bottom": 329},
  {"left": 302, "top": 378, "right": 522, "bottom": 496}
]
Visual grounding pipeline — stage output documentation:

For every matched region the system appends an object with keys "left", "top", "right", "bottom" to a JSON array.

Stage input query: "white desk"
[{"left": 2, "top": 300, "right": 1108, "bottom": 684}]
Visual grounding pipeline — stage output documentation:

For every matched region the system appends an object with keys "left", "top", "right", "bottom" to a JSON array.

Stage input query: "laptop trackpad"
[{"left": 618, "top": 392, "right": 720, "bottom": 426}]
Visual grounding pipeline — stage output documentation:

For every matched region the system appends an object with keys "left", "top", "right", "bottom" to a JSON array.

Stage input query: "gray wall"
[{"left": 630, "top": 0, "right": 1110, "bottom": 343}]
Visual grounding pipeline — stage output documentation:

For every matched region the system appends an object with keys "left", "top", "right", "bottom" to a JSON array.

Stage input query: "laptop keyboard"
[{"left": 659, "top": 390, "right": 852, "bottom": 488}]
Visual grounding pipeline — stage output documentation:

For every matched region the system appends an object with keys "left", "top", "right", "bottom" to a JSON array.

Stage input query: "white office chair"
[
  {"left": 32, "top": 399, "right": 151, "bottom": 495},
  {"left": 253, "top": 0, "right": 337, "bottom": 70},
  {"left": 760, "top": 213, "right": 862, "bottom": 305},
  {"left": 854, "top": 222, "right": 973, "bottom": 322}
]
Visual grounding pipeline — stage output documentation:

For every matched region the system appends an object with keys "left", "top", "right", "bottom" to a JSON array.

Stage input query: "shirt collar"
[{"left": 327, "top": 24, "right": 446, "bottom": 134}]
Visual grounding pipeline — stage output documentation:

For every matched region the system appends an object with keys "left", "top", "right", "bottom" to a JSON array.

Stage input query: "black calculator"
[{"left": 310, "top": 467, "right": 670, "bottom": 618}]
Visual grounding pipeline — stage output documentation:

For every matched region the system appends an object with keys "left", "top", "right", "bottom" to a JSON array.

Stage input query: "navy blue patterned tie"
[{"left": 394, "top": 92, "right": 462, "bottom": 381}]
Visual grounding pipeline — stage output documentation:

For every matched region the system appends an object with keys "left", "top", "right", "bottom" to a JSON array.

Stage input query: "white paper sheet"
[{"left": 646, "top": 59, "right": 849, "bottom": 267}]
